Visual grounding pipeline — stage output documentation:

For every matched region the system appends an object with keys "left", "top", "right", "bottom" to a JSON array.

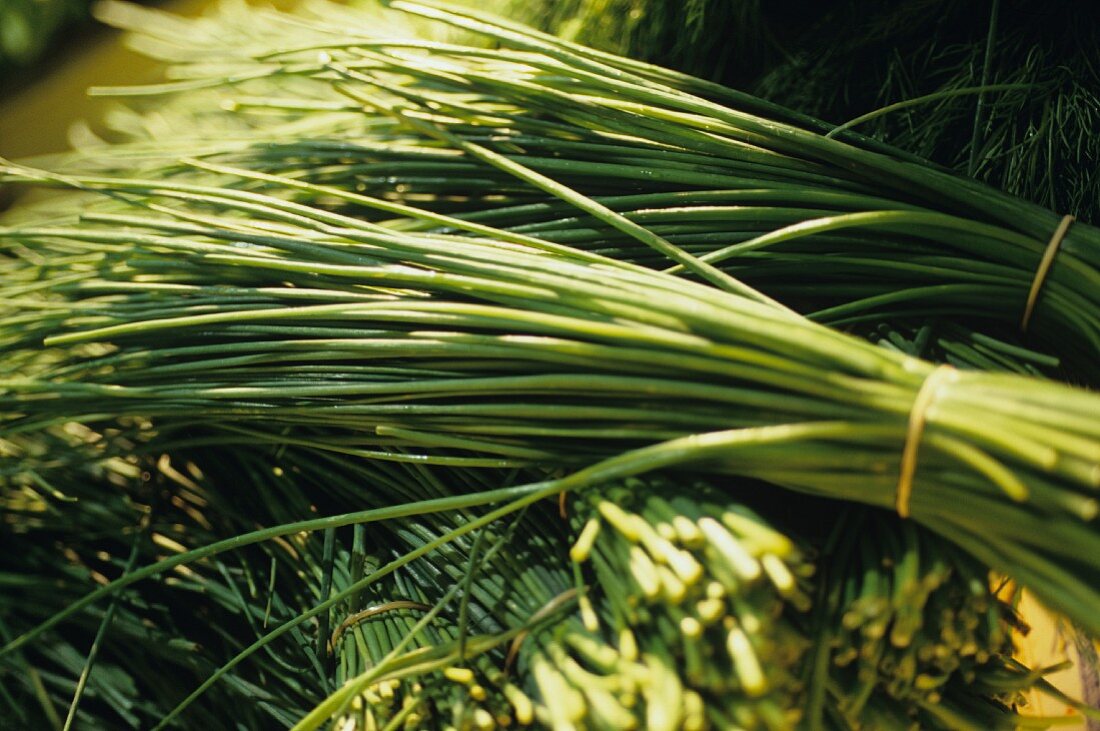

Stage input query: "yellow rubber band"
[
  {"left": 1021, "top": 214, "right": 1075, "bottom": 332},
  {"left": 896, "top": 365, "right": 957, "bottom": 518}
]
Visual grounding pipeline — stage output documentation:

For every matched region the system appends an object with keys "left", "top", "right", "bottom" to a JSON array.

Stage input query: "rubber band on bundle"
[
  {"left": 896, "top": 365, "right": 957, "bottom": 518},
  {"left": 1021, "top": 214, "right": 1075, "bottom": 332}
]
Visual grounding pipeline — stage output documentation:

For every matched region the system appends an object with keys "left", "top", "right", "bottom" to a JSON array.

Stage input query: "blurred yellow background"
[{"left": 0, "top": 0, "right": 297, "bottom": 159}]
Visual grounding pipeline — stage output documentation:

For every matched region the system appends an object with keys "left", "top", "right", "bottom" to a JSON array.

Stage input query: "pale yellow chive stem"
[
  {"left": 726, "top": 624, "right": 767, "bottom": 697},
  {"left": 683, "top": 690, "right": 707, "bottom": 731},
  {"left": 698, "top": 517, "right": 761, "bottom": 580},
  {"left": 628, "top": 546, "right": 661, "bottom": 598},
  {"left": 473, "top": 708, "right": 496, "bottom": 730},
  {"left": 672, "top": 516, "right": 704, "bottom": 547},
  {"left": 680, "top": 617, "right": 703, "bottom": 638},
  {"left": 377, "top": 680, "right": 394, "bottom": 701},
  {"left": 760, "top": 554, "right": 796, "bottom": 595},
  {"left": 569, "top": 518, "right": 601, "bottom": 563},
  {"left": 551, "top": 647, "right": 631, "bottom": 710},
  {"left": 503, "top": 684, "right": 534, "bottom": 726},
  {"left": 696, "top": 598, "right": 725, "bottom": 624},
  {"left": 442, "top": 666, "right": 475, "bottom": 685},
  {"left": 585, "top": 686, "right": 638, "bottom": 730},
  {"left": 657, "top": 566, "right": 687, "bottom": 603},
  {"left": 579, "top": 593, "right": 600, "bottom": 633},
  {"left": 642, "top": 654, "right": 683, "bottom": 731},
  {"left": 721, "top": 511, "right": 794, "bottom": 557},
  {"left": 731, "top": 597, "right": 764, "bottom": 635},
  {"left": 656, "top": 523, "right": 678, "bottom": 542},
  {"left": 668, "top": 549, "right": 704, "bottom": 586},
  {"left": 531, "top": 655, "right": 585, "bottom": 727},
  {"left": 619, "top": 628, "right": 639, "bottom": 663},
  {"left": 635, "top": 521, "right": 703, "bottom": 585},
  {"left": 565, "top": 634, "right": 615, "bottom": 670},
  {"left": 597, "top": 502, "right": 641, "bottom": 540}
]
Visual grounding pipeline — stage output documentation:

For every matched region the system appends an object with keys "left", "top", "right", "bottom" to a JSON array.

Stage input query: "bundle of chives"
[
  {"left": 562, "top": 478, "right": 812, "bottom": 730},
  {"left": 2, "top": 149, "right": 1099, "bottom": 640},
  {"left": 53, "top": 0, "right": 1100, "bottom": 377},
  {"left": 547, "top": 482, "right": 1074, "bottom": 730},
  {"left": 804, "top": 510, "right": 1044, "bottom": 730}
]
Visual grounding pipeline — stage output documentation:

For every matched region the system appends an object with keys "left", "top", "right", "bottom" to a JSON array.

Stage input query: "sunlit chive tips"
[
  {"left": 578, "top": 593, "right": 600, "bottom": 633},
  {"left": 726, "top": 624, "right": 768, "bottom": 697},
  {"left": 628, "top": 546, "right": 662, "bottom": 599},
  {"left": 569, "top": 517, "right": 601, "bottom": 563},
  {"left": 502, "top": 684, "right": 534, "bottom": 726},
  {"left": 598, "top": 502, "right": 641, "bottom": 541},
  {"left": 443, "top": 666, "right": 475, "bottom": 685},
  {"left": 698, "top": 518, "right": 762, "bottom": 581}
]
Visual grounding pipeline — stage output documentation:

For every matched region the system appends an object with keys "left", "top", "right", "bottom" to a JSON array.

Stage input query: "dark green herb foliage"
[
  {"left": 0, "top": 0, "right": 93, "bottom": 92},
  {"left": 755, "top": 0, "right": 1100, "bottom": 224},
  {"left": 520, "top": 0, "right": 803, "bottom": 89},
  {"left": 531, "top": 0, "right": 1100, "bottom": 223},
  {"left": 0, "top": 442, "right": 333, "bottom": 729},
  {"left": 804, "top": 509, "right": 1036, "bottom": 729}
]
